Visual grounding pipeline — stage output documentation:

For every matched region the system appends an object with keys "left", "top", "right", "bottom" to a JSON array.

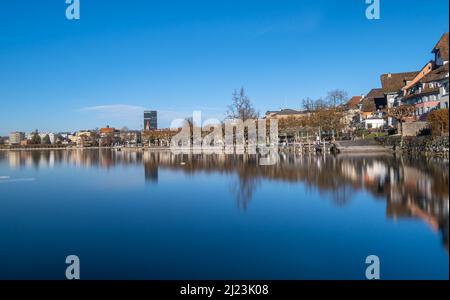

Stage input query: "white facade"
[
  {"left": 39, "top": 133, "right": 56, "bottom": 144},
  {"left": 26, "top": 132, "right": 57, "bottom": 144},
  {"left": 385, "top": 93, "right": 398, "bottom": 126},
  {"left": 364, "top": 118, "right": 385, "bottom": 129},
  {"left": 438, "top": 74, "right": 449, "bottom": 109}
]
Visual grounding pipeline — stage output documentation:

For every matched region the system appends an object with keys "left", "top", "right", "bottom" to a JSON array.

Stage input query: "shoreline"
[{"left": 1, "top": 145, "right": 447, "bottom": 158}]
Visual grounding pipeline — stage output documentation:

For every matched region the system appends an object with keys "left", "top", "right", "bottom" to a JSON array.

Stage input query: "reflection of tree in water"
[
  {"left": 31, "top": 150, "right": 42, "bottom": 168},
  {"left": 231, "top": 173, "right": 260, "bottom": 211},
  {"left": 328, "top": 184, "right": 355, "bottom": 207},
  {"left": 230, "top": 154, "right": 261, "bottom": 210},
  {"left": 2, "top": 149, "right": 448, "bottom": 251}
]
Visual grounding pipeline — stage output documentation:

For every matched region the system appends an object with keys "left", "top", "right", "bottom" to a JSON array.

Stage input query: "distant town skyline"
[{"left": 1, "top": 0, "right": 449, "bottom": 135}]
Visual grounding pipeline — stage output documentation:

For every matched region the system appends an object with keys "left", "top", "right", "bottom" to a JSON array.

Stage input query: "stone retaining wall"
[
  {"left": 378, "top": 135, "right": 449, "bottom": 156},
  {"left": 401, "top": 121, "right": 429, "bottom": 137}
]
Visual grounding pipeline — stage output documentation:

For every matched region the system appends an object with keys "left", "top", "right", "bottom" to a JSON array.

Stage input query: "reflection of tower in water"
[
  {"left": 144, "top": 163, "right": 159, "bottom": 183},
  {"left": 143, "top": 151, "right": 159, "bottom": 183}
]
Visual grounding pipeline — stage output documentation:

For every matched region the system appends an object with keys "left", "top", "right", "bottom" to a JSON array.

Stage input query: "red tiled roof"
[
  {"left": 346, "top": 96, "right": 362, "bottom": 109},
  {"left": 100, "top": 127, "right": 115, "bottom": 134}
]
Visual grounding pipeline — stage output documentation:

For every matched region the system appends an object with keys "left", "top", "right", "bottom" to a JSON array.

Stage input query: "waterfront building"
[
  {"left": 75, "top": 131, "right": 97, "bottom": 147},
  {"left": 364, "top": 117, "right": 385, "bottom": 130},
  {"left": 144, "top": 111, "right": 158, "bottom": 130},
  {"left": 25, "top": 132, "right": 56, "bottom": 144},
  {"left": 342, "top": 96, "right": 363, "bottom": 129},
  {"left": 380, "top": 72, "right": 420, "bottom": 126},
  {"left": 360, "top": 88, "right": 385, "bottom": 120},
  {"left": 400, "top": 62, "right": 434, "bottom": 105},
  {"left": 400, "top": 33, "right": 449, "bottom": 118},
  {"left": 381, "top": 72, "right": 419, "bottom": 108},
  {"left": 99, "top": 126, "right": 115, "bottom": 137},
  {"left": 9, "top": 132, "right": 25, "bottom": 145},
  {"left": 99, "top": 126, "right": 121, "bottom": 146},
  {"left": 265, "top": 109, "right": 310, "bottom": 120},
  {"left": 39, "top": 133, "right": 57, "bottom": 144}
]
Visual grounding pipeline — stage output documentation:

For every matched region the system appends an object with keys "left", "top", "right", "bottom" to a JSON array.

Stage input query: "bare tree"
[
  {"left": 314, "top": 98, "right": 328, "bottom": 110},
  {"left": 326, "top": 89, "right": 348, "bottom": 108},
  {"left": 226, "top": 88, "right": 259, "bottom": 121},
  {"left": 301, "top": 97, "right": 316, "bottom": 111},
  {"left": 388, "top": 105, "right": 415, "bottom": 147},
  {"left": 302, "top": 97, "right": 328, "bottom": 111}
]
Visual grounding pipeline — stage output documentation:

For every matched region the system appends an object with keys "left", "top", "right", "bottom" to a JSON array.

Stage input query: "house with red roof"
[{"left": 401, "top": 33, "right": 449, "bottom": 119}]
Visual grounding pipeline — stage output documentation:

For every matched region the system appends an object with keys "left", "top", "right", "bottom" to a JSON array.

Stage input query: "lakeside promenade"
[
  {"left": 2, "top": 136, "right": 448, "bottom": 156},
  {"left": 0, "top": 143, "right": 394, "bottom": 154}
]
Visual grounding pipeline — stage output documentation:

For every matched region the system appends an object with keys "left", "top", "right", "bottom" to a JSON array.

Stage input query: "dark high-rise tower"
[{"left": 144, "top": 111, "right": 157, "bottom": 130}]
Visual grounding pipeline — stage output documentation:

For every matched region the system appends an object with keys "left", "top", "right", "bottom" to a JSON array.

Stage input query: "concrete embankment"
[{"left": 334, "top": 140, "right": 393, "bottom": 153}]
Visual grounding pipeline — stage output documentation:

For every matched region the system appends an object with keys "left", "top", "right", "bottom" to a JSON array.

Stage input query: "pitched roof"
[
  {"left": 422, "top": 63, "right": 449, "bottom": 83},
  {"left": 361, "top": 98, "right": 376, "bottom": 112},
  {"left": 361, "top": 89, "right": 384, "bottom": 112},
  {"left": 365, "top": 88, "right": 385, "bottom": 99},
  {"left": 380, "top": 72, "right": 420, "bottom": 93},
  {"left": 433, "top": 32, "right": 449, "bottom": 61},
  {"left": 346, "top": 96, "right": 362, "bottom": 109}
]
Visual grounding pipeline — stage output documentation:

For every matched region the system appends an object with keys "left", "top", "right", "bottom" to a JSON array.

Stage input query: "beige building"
[
  {"left": 265, "top": 109, "right": 310, "bottom": 120},
  {"left": 9, "top": 132, "right": 25, "bottom": 145}
]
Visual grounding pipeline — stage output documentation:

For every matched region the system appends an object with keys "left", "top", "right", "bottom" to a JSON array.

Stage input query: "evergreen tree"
[
  {"left": 31, "top": 130, "right": 41, "bottom": 145},
  {"left": 42, "top": 134, "right": 51, "bottom": 145}
]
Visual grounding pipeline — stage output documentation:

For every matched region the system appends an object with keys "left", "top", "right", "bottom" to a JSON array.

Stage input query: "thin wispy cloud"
[
  {"left": 77, "top": 104, "right": 226, "bottom": 129},
  {"left": 78, "top": 104, "right": 147, "bottom": 113}
]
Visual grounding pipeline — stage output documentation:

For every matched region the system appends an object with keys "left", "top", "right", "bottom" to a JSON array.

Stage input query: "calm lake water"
[{"left": 0, "top": 149, "right": 448, "bottom": 280}]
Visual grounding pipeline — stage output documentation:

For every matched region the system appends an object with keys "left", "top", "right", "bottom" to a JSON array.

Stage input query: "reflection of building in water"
[
  {"left": 143, "top": 151, "right": 159, "bottom": 183},
  {"left": 8, "top": 151, "right": 23, "bottom": 169},
  {"left": 2, "top": 149, "right": 448, "bottom": 251}
]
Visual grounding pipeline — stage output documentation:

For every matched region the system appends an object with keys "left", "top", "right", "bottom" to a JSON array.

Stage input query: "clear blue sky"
[{"left": 0, "top": 0, "right": 448, "bottom": 134}]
